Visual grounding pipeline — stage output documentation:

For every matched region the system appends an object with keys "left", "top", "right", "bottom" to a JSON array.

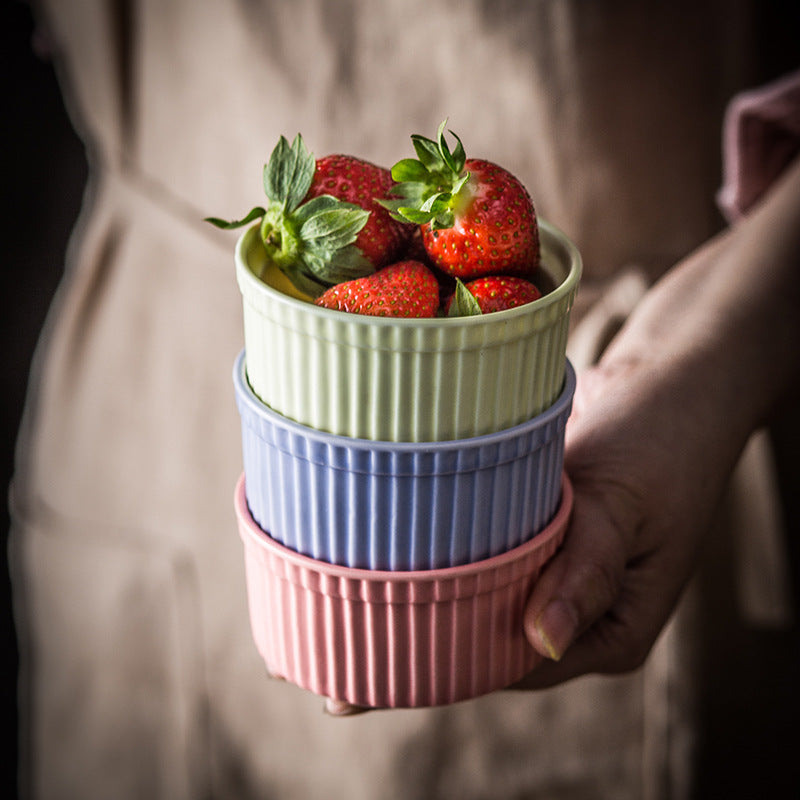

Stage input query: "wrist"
[{"left": 604, "top": 157, "right": 800, "bottom": 439}]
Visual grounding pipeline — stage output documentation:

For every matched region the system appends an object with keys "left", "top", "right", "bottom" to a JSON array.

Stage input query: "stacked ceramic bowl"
[{"left": 232, "top": 219, "right": 582, "bottom": 708}]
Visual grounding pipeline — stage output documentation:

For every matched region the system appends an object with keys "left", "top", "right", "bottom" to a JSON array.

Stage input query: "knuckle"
[{"left": 573, "top": 558, "right": 622, "bottom": 623}]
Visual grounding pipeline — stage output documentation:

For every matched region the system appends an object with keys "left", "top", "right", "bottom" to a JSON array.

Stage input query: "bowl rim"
[
  {"left": 235, "top": 217, "right": 582, "bottom": 328},
  {"left": 234, "top": 470, "right": 573, "bottom": 584},
  {"left": 233, "top": 349, "right": 575, "bottom": 451}
]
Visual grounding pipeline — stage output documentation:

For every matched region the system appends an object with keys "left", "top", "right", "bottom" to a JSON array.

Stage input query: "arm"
[{"left": 520, "top": 152, "right": 800, "bottom": 686}]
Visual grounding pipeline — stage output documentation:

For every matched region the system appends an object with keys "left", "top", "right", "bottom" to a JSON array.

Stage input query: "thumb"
[{"left": 523, "top": 488, "right": 633, "bottom": 662}]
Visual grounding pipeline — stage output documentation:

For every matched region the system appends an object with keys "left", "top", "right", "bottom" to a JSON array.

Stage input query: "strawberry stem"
[
  {"left": 381, "top": 119, "right": 471, "bottom": 231},
  {"left": 205, "top": 133, "right": 373, "bottom": 297}
]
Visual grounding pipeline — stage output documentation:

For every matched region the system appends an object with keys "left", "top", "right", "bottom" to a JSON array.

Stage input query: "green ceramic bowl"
[{"left": 235, "top": 218, "right": 581, "bottom": 442}]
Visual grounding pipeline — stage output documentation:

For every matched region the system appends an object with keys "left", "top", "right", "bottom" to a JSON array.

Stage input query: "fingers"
[
  {"left": 523, "top": 487, "right": 635, "bottom": 663},
  {"left": 517, "top": 548, "right": 689, "bottom": 690},
  {"left": 513, "top": 626, "right": 640, "bottom": 690},
  {"left": 510, "top": 642, "right": 600, "bottom": 690},
  {"left": 323, "top": 698, "right": 372, "bottom": 716}
]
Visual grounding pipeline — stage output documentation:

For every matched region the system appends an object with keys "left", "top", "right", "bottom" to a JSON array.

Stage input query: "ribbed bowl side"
[
  {"left": 235, "top": 473, "right": 572, "bottom": 707},
  {"left": 237, "top": 219, "right": 581, "bottom": 442},
  {"left": 235, "top": 353, "right": 574, "bottom": 570}
]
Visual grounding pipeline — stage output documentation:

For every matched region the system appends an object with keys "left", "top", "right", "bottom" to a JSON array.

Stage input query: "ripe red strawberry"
[
  {"left": 206, "top": 134, "right": 406, "bottom": 297},
  {"left": 314, "top": 260, "right": 439, "bottom": 318},
  {"left": 308, "top": 154, "right": 411, "bottom": 269},
  {"left": 447, "top": 275, "right": 542, "bottom": 316},
  {"left": 383, "top": 121, "right": 539, "bottom": 280}
]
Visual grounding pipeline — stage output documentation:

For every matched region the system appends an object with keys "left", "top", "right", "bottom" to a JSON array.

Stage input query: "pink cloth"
[{"left": 718, "top": 69, "right": 800, "bottom": 222}]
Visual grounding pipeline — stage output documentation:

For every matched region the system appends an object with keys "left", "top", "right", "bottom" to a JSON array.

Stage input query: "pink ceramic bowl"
[{"left": 234, "top": 472, "right": 573, "bottom": 708}]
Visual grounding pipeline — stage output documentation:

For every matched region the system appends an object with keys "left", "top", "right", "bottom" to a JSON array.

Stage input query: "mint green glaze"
[{"left": 235, "top": 218, "right": 581, "bottom": 442}]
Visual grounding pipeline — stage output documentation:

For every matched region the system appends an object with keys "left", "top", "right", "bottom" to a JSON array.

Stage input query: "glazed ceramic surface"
[
  {"left": 234, "top": 472, "right": 573, "bottom": 708},
  {"left": 234, "top": 351, "right": 574, "bottom": 570},
  {"left": 236, "top": 218, "right": 581, "bottom": 442}
]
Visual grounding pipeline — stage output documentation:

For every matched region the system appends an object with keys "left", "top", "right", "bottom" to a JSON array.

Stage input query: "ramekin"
[
  {"left": 236, "top": 218, "right": 581, "bottom": 442},
  {"left": 234, "top": 472, "right": 572, "bottom": 708},
  {"left": 234, "top": 350, "right": 574, "bottom": 570}
]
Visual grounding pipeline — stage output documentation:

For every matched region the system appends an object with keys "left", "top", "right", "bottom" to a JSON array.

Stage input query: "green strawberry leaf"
[
  {"left": 449, "top": 131, "right": 466, "bottom": 175},
  {"left": 296, "top": 196, "right": 370, "bottom": 252},
  {"left": 396, "top": 207, "right": 435, "bottom": 224},
  {"left": 280, "top": 262, "right": 330, "bottom": 298},
  {"left": 429, "top": 210, "right": 456, "bottom": 230},
  {"left": 385, "top": 181, "right": 427, "bottom": 205},
  {"left": 386, "top": 119, "right": 472, "bottom": 229},
  {"left": 437, "top": 120, "right": 466, "bottom": 175},
  {"left": 204, "top": 206, "right": 266, "bottom": 229},
  {"left": 291, "top": 193, "right": 343, "bottom": 221},
  {"left": 452, "top": 172, "right": 470, "bottom": 196},
  {"left": 263, "top": 133, "right": 315, "bottom": 212},
  {"left": 448, "top": 278, "right": 483, "bottom": 317},
  {"left": 376, "top": 198, "right": 405, "bottom": 220},
  {"left": 411, "top": 134, "right": 445, "bottom": 172},
  {"left": 435, "top": 120, "right": 456, "bottom": 174},
  {"left": 316, "top": 245, "right": 372, "bottom": 280},
  {"left": 290, "top": 246, "right": 372, "bottom": 297},
  {"left": 421, "top": 192, "right": 451, "bottom": 213},
  {"left": 390, "top": 158, "right": 432, "bottom": 183},
  {"left": 207, "top": 132, "right": 375, "bottom": 296}
]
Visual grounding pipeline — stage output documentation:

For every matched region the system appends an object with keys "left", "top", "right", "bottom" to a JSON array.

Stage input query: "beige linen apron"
[{"left": 9, "top": 1, "right": 795, "bottom": 798}]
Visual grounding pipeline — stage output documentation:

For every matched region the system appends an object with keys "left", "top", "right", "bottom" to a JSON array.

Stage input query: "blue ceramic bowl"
[{"left": 234, "top": 350, "right": 574, "bottom": 571}]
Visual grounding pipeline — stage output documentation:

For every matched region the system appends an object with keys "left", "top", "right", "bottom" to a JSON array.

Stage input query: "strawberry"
[
  {"left": 382, "top": 120, "right": 540, "bottom": 280},
  {"left": 205, "top": 134, "right": 407, "bottom": 297},
  {"left": 447, "top": 276, "right": 542, "bottom": 316},
  {"left": 400, "top": 226, "right": 433, "bottom": 265},
  {"left": 314, "top": 260, "right": 440, "bottom": 318},
  {"left": 307, "top": 154, "right": 411, "bottom": 270}
]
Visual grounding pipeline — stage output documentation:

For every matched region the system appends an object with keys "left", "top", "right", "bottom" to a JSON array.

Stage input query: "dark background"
[
  {"left": 1, "top": 1, "right": 798, "bottom": 798},
  {"left": 2, "top": 2, "right": 88, "bottom": 796}
]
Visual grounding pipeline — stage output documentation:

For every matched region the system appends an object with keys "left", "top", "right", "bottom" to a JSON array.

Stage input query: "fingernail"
[{"left": 534, "top": 599, "right": 578, "bottom": 661}]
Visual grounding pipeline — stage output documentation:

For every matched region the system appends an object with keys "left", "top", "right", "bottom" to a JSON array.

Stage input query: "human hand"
[
  {"left": 516, "top": 349, "right": 740, "bottom": 689},
  {"left": 518, "top": 152, "right": 800, "bottom": 686}
]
